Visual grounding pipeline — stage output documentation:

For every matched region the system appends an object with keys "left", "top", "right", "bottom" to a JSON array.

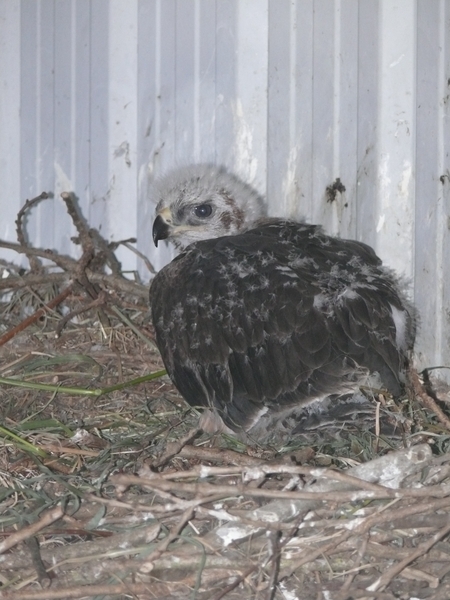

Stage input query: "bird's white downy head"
[{"left": 151, "top": 164, "right": 266, "bottom": 249}]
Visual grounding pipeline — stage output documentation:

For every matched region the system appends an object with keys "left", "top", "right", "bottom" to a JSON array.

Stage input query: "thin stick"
[
  {"left": 55, "top": 290, "right": 107, "bottom": 337},
  {"left": 367, "top": 522, "right": 450, "bottom": 592},
  {"left": 25, "top": 537, "right": 51, "bottom": 589},
  {"left": 211, "top": 566, "right": 257, "bottom": 600},
  {"left": 152, "top": 427, "right": 202, "bottom": 468},
  {"left": 411, "top": 369, "right": 450, "bottom": 430},
  {"left": 0, "top": 247, "right": 149, "bottom": 299},
  {"left": 0, "top": 284, "right": 74, "bottom": 347},
  {"left": 143, "top": 506, "right": 194, "bottom": 564},
  {"left": 0, "top": 239, "right": 76, "bottom": 272},
  {"left": 0, "top": 583, "right": 153, "bottom": 600},
  {"left": 0, "top": 369, "right": 167, "bottom": 396},
  {"left": 15, "top": 192, "right": 49, "bottom": 273},
  {"left": 0, "top": 506, "right": 64, "bottom": 555},
  {"left": 338, "top": 534, "right": 369, "bottom": 598},
  {"left": 265, "top": 530, "right": 282, "bottom": 600},
  {"left": 122, "top": 241, "right": 156, "bottom": 274}
]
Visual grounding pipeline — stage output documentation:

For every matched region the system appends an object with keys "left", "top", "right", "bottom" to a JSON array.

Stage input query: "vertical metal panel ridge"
[
  {"left": 268, "top": 0, "right": 309, "bottom": 220},
  {"left": 89, "top": 0, "right": 110, "bottom": 235},
  {"left": 441, "top": 0, "right": 450, "bottom": 377},
  {"left": 137, "top": 0, "right": 159, "bottom": 275},
  {"left": 437, "top": 0, "right": 450, "bottom": 375},
  {"left": 149, "top": 0, "right": 177, "bottom": 271},
  {"left": 215, "top": 0, "right": 238, "bottom": 170},
  {"left": 19, "top": 0, "right": 57, "bottom": 252},
  {"left": 356, "top": 0, "right": 380, "bottom": 250},
  {"left": 375, "top": 0, "right": 416, "bottom": 280},
  {"left": 414, "top": 0, "right": 450, "bottom": 375},
  {"left": 73, "top": 0, "right": 91, "bottom": 233},
  {"left": 311, "top": 0, "right": 335, "bottom": 230},
  {"left": 19, "top": 0, "right": 39, "bottom": 250},
  {"left": 54, "top": 0, "right": 76, "bottom": 257},
  {"left": 233, "top": 0, "right": 268, "bottom": 192},
  {"left": 174, "top": 2, "right": 196, "bottom": 164},
  {"left": 0, "top": 0, "right": 21, "bottom": 263},
  {"left": 195, "top": 0, "right": 217, "bottom": 163},
  {"left": 332, "top": 0, "right": 358, "bottom": 241},
  {"left": 286, "top": 0, "right": 314, "bottom": 221},
  {"left": 107, "top": 0, "right": 139, "bottom": 272},
  {"left": 155, "top": 0, "right": 176, "bottom": 175}
]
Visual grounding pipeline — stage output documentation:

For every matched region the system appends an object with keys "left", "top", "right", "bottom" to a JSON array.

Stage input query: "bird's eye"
[{"left": 194, "top": 204, "right": 213, "bottom": 218}]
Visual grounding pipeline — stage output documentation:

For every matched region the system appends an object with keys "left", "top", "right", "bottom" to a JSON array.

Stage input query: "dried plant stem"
[
  {"left": 0, "top": 369, "right": 166, "bottom": 396},
  {"left": 279, "top": 496, "right": 450, "bottom": 580},
  {"left": 142, "top": 506, "right": 195, "bottom": 565},
  {"left": 111, "top": 472, "right": 450, "bottom": 503},
  {"left": 411, "top": 369, "right": 450, "bottom": 430},
  {"left": 0, "top": 284, "right": 74, "bottom": 347},
  {"left": 211, "top": 566, "right": 258, "bottom": 600},
  {"left": 15, "top": 191, "right": 49, "bottom": 273},
  {"left": 25, "top": 537, "right": 51, "bottom": 589},
  {"left": 0, "top": 506, "right": 64, "bottom": 555},
  {"left": 367, "top": 523, "right": 450, "bottom": 592},
  {"left": 0, "top": 583, "right": 153, "bottom": 600}
]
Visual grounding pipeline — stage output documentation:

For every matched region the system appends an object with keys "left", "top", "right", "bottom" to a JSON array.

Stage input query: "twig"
[
  {"left": 0, "top": 239, "right": 76, "bottom": 272},
  {"left": 87, "top": 491, "right": 228, "bottom": 516},
  {"left": 112, "top": 472, "right": 401, "bottom": 503},
  {"left": 0, "top": 505, "right": 64, "bottom": 555},
  {"left": 279, "top": 497, "right": 450, "bottom": 580},
  {"left": 152, "top": 427, "right": 202, "bottom": 468},
  {"left": 178, "top": 445, "right": 279, "bottom": 467},
  {"left": 0, "top": 284, "right": 74, "bottom": 347},
  {"left": 89, "top": 230, "right": 128, "bottom": 276},
  {"left": 0, "top": 369, "right": 166, "bottom": 396},
  {"left": 411, "top": 369, "right": 450, "bottom": 430},
  {"left": 121, "top": 241, "right": 156, "bottom": 274},
  {"left": 367, "top": 522, "right": 450, "bottom": 592},
  {"left": 15, "top": 192, "right": 49, "bottom": 273},
  {"left": 141, "top": 506, "right": 194, "bottom": 565},
  {"left": 25, "top": 536, "right": 52, "bottom": 588},
  {"left": 265, "top": 530, "right": 282, "bottom": 600},
  {"left": 111, "top": 471, "right": 450, "bottom": 502},
  {"left": 55, "top": 289, "right": 108, "bottom": 337},
  {"left": 338, "top": 534, "right": 369, "bottom": 598},
  {"left": 211, "top": 566, "right": 258, "bottom": 600},
  {"left": 401, "top": 566, "right": 439, "bottom": 588},
  {"left": 0, "top": 583, "right": 153, "bottom": 600},
  {"left": 68, "top": 217, "right": 111, "bottom": 331},
  {"left": 60, "top": 192, "right": 91, "bottom": 249},
  {"left": 61, "top": 192, "right": 132, "bottom": 278},
  {"left": 0, "top": 258, "right": 149, "bottom": 299}
]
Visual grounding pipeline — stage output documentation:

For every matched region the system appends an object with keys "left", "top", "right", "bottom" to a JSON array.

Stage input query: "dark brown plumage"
[{"left": 150, "top": 165, "right": 415, "bottom": 443}]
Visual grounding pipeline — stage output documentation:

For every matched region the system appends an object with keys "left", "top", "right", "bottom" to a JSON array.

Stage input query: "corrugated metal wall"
[{"left": 0, "top": 0, "right": 449, "bottom": 378}]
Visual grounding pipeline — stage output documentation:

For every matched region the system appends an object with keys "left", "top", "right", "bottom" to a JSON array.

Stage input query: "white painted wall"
[{"left": 0, "top": 0, "right": 449, "bottom": 377}]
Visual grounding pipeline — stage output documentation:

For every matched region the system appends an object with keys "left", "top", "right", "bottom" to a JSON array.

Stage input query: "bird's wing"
[{"left": 150, "top": 221, "right": 412, "bottom": 432}]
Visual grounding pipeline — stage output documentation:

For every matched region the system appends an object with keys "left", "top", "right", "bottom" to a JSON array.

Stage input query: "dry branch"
[
  {"left": 0, "top": 190, "right": 152, "bottom": 340},
  {"left": 0, "top": 505, "right": 64, "bottom": 555},
  {"left": 411, "top": 368, "right": 450, "bottom": 430},
  {"left": 14, "top": 191, "right": 49, "bottom": 273},
  {"left": 0, "top": 284, "right": 73, "bottom": 347},
  {"left": 0, "top": 583, "right": 154, "bottom": 600},
  {"left": 367, "top": 524, "right": 450, "bottom": 592}
]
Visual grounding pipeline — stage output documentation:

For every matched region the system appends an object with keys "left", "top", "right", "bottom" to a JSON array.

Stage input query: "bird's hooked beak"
[{"left": 152, "top": 207, "right": 172, "bottom": 247}]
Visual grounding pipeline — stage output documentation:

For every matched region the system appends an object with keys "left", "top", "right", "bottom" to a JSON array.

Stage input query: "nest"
[{"left": 1, "top": 192, "right": 450, "bottom": 600}]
